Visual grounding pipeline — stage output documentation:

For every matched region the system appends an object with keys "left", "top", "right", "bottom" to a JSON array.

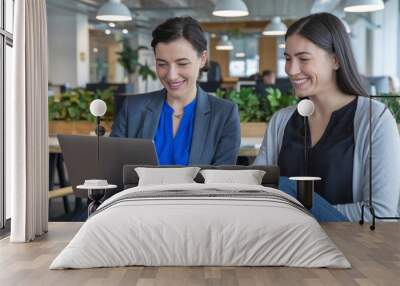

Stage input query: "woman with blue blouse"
[{"left": 111, "top": 17, "right": 241, "bottom": 165}]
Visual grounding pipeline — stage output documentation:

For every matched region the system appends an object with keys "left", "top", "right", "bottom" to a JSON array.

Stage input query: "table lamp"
[
  {"left": 359, "top": 88, "right": 400, "bottom": 230},
  {"left": 289, "top": 99, "right": 321, "bottom": 210},
  {"left": 297, "top": 99, "right": 315, "bottom": 174},
  {"left": 89, "top": 99, "right": 107, "bottom": 161},
  {"left": 77, "top": 99, "right": 116, "bottom": 216}
]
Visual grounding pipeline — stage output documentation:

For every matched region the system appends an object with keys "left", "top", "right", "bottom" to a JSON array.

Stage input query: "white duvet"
[{"left": 50, "top": 183, "right": 351, "bottom": 269}]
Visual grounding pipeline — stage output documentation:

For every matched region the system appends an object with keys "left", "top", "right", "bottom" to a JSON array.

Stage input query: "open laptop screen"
[{"left": 58, "top": 135, "right": 159, "bottom": 198}]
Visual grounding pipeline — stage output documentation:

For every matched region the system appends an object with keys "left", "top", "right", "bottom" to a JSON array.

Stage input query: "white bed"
[{"left": 50, "top": 183, "right": 351, "bottom": 269}]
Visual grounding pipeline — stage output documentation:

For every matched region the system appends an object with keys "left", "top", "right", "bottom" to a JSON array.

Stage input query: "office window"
[
  {"left": 5, "top": 44, "right": 11, "bottom": 220},
  {"left": 398, "top": 13, "right": 400, "bottom": 76},
  {"left": 276, "top": 37, "right": 287, "bottom": 78},
  {"left": 1, "top": 0, "right": 13, "bottom": 229},
  {"left": 5, "top": 0, "right": 13, "bottom": 33},
  {"left": 0, "top": 39, "right": 3, "bottom": 229},
  {"left": 229, "top": 35, "right": 259, "bottom": 77}
]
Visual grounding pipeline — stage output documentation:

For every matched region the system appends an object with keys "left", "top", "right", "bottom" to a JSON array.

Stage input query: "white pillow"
[
  {"left": 200, "top": 169, "right": 266, "bottom": 185},
  {"left": 135, "top": 167, "right": 200, "bottom": 186}
]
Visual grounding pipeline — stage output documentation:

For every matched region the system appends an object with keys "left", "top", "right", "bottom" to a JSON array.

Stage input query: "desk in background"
[
  {"left": 49, "top": 136, "right": 70, "bottom": 213},
  {"left": 48, "top": 136, "right": 262, "bottom": 203},
  {"left": 49, "top": 136, "right": 263, "bottom": 158}
]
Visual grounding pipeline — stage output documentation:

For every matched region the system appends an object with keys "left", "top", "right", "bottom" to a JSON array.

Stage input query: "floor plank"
[{"left": 0, "top": 222, "right": 399, "bottom": 286}]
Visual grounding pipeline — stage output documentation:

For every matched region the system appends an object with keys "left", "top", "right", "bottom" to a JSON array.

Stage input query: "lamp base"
[
  {"left": 359, "top": 202, "right": 400, "bottom": 231},
  {"left": 88, "top": 189, "right": 105, "bottom": 216},
  {"left": 289, "top": 176, "right": 321, "bottom": 210},
  {"left": 296, "top": 180, "right": 314, "bottom": 210},
  {"left": 95, "top": 125, "right": 106, "bottom": 136},
  {"left": 362, "top": 94, "right": 400, "bottom": 230}
]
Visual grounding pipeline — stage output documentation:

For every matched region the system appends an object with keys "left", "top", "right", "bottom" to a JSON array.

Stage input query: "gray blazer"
[
  {"left": 110, "top": 87, "right": 241, "bottom": 165},
  {"left": 254, "top": 96, "right": 400, "bottom": 222}
]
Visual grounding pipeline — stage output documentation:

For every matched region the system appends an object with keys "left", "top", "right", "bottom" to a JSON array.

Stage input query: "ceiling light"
[
  {"left": 263, "top": 17, "right": 287, "bottom": 36},
  {"left": 235, "top": 52, "right": 246, "bottom": 57},
  {"left": 216, "top": 35, "right": 233, "bottom": 50},
  {"left": 213, "top": 0, "right": 249, "bottom": 17},
  {"left": 344, "top": 0, "right": 384, "bottom": 13},
  {"left": 122, "top": 29, "right": 128, "bottom": 34},
  {"left": 278, "top": 43, "right": 286, "bottom": 49},
  {"left": 93, "top": 47, "right": 99, "bottom": 53},
  {"left": 96, "top": 0, "right": 132, "bottom": 22},
  {"left": 105, "top": 29, "right": 111, "bottom": 35},
  {"left": 108, "top": 22, "right": 116, "bottom": 28}
]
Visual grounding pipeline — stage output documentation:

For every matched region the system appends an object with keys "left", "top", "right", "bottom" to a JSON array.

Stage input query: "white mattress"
[{"left": 50, "top": 183, "right": 351, "bottom": 269}]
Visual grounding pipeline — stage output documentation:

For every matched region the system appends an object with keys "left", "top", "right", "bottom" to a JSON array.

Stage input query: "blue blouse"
[{"left": 154, "top": 99, "right": 197, "bottom": 165}]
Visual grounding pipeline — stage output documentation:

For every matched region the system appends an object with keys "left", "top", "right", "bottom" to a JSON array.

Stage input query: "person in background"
[
  {"left": 207, "top": 60, "right": 222, "bottom": 83},
  {"left": 111, "top": 16, "right": 241, "bottom": 165},
  {"left": 255, "top": 69, "right": 277, "bottom": 96},
  {"left": 262, "top": 69, "right": 276, "bottom": 85},
  {"left": 254, "top": 13, "right": 400, "bottom": 222}
]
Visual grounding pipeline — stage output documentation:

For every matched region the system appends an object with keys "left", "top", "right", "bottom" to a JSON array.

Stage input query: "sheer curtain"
[{"left": 7, "top": 0, "right": 48, "bottom": 242}]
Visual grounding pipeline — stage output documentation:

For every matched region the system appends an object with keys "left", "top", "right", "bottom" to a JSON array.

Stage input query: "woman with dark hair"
[
  {"left": 255, "top": 13, "right": 400, "bottom": 221},
  {"left": 111, "top": 17, "right": 240, "bottom": 165}
]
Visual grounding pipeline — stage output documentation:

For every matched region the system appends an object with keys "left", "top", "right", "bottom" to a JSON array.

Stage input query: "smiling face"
[
  {"left": 155, "top": 37, "right": 207, "bottom": 100},
  {"left": 284, "top": 34, "right": 339, "bottom": 98}
]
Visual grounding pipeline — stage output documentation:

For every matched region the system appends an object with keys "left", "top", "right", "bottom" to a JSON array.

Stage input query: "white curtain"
[{"left": 7, "top": 0, "right": 48, "bottom": 242}]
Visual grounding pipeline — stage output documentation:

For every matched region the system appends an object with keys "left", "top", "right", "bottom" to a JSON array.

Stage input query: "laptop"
[{"left": 58, "top": 135, "right": 159, "bottom": 198}]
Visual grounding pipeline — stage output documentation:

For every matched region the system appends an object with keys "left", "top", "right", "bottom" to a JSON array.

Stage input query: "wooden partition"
[{"left": 259, "top": 36, "right": 277, "bottom": 73}]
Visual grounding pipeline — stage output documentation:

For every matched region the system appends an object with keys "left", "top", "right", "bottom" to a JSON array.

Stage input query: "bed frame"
[{"left": 122, "top": 165, "right": 280, "bottom": 189}]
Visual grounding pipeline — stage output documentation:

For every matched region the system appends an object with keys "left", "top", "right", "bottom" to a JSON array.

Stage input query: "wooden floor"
[{"left": 0, "top": 222, "right": 399, "bottom": 286}]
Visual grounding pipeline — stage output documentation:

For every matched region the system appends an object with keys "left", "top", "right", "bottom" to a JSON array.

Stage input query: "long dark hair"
[
  {"left": 285, "top": 13, "right": 368, "bottom": 97},
  {"left": 151, "top": 16, "right": 208, "bottom": 72}
]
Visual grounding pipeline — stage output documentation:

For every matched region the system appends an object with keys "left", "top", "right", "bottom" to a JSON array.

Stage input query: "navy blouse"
[
  {"left": 154, "top": 99, "right": 196, "bottom": 166},
  {"left": 278, "top": 98, "right": 357, "bottom": 205}
]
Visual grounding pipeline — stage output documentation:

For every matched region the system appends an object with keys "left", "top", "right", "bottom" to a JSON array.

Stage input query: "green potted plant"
[
  {"left": 138, "top": 61, "right": 157, "bottom": 92},
  {"left": 116, "top": 38, "right": 156, "bottom": 90},
  {"left": 216, "top": 87, "right": 298, "bottom": 137},
  {"left": 264, "top": 87, "right": 298, "bottom": 120},
  {"left": 379, "top": 93, "right": 400, "bottom": 130},
  {"left": 48, "top": 88, "right": 115, "bottom": 135}
]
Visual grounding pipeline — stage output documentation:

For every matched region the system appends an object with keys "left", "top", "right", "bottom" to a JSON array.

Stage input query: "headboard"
[{"left": 123, "top": 165, "right": 280, "bottom": 189}]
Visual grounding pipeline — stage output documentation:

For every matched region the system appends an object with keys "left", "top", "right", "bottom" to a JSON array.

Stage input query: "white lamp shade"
[
  {"left": 263, "top": 17, "right": 287, "bottom": 36},
  {"left": 96, "top": 0, "right": 132, "bottom": 22},
  {"left": 213, "top": 0, "right": 249, "bottom": 17},
  {"left": 216, "top": 35, "right": 234, "bottom": 50},
  {"left": 90, "top": 99, "right": 107, "bottom": 117},
  {"left": 297, "top": 99, "right": 315, "bottom": 117},
  {"left": 344, "top": 0, "right": 384, "bottom": 13}
]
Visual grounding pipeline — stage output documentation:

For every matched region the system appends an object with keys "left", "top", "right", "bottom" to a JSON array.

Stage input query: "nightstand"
[{"left": 77, "top": 182, "right": 117, "bottom": 216}]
